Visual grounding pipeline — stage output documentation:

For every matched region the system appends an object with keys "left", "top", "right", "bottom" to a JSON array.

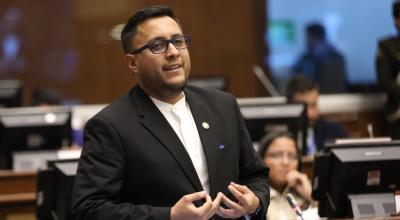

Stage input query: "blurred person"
[
  {"left": 293, "top": 22, "right": 347, "bottom": 94},
  {"left": 71, "top": 5, "right": 269, "bottom": 220},
  {"left": 258, "top": 131, "right": 318, "bottom": 220},
  {"left": 0, "top": 7, "right": 26, "bottom": 75},
  {"left": 376, "top": 0, "right": 400, "bottom": 139},
  {"left": 286, "top": 76, "right": 347, "bottom": 154}
]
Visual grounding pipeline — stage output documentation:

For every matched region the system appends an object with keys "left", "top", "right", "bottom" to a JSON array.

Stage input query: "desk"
[
  {"left": 0, "top": 167, "right": 398, "bottom": 220},
  {"left": 0, "top": 171, "right": 37, "bottom": 220}
]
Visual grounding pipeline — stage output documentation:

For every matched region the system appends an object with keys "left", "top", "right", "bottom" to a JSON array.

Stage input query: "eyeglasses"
[
  {"left": 130, "top": 35, "right": 192, "bottom": 54},
  {"left": 266, "top": 152, "right": 299, "bottom": 162}
]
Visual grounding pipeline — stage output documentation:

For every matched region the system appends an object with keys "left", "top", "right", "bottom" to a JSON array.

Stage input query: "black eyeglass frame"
[{"left": 130, "top": 35, "right": 192, "bottom": 54}]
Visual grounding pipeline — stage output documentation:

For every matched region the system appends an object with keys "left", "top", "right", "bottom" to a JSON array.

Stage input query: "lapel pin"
[
  {"left": 218, "top": 144, "right": 225, "bottom": 150},
  {"left": 202, "top": 122, "right": 210, "bottom": 129}
]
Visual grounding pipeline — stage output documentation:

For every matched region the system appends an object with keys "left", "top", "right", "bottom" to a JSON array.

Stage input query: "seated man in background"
[
  {"left": 286, "top": 76, "right": 348, "bottom": 154},
  {"left": 258, "top": 131, "right": 318, "bottom": 220}
]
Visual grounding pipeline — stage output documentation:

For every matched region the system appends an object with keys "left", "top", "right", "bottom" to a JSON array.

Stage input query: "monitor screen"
[
  {"left": 187, "top": 76, "right": 228, "bottom": 91},
  {"left": 312, "top": 141, "right": 400, "bottom": 218},
  {"left": 36, "top": 159, "right": 78, "bottom": 220},
  {"left": 239, "top": 102, "right": 308, "bottom": 154},
  {"left": 0, "top": 106, "right": 72, "bottom": 169},
  {"left": 0, "top": 79, "right": 22, "bottom": 107},
  {"left": 265, "top": 0, "right": 393, "bottom": 92}
]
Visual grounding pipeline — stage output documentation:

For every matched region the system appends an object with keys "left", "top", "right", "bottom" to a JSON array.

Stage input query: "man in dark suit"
[
  {"left": 71, "top": 6, "right": 269, "bottom": 220},
  {"left": 376, "top": 0, "right": 400, "bottom": 139},
  {"left": 286, "top": 76, "right": 348, "bottom": 154}
]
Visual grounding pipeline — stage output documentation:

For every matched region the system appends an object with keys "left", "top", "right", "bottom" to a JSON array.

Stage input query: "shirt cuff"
[{"left": 245, "top": 203, "right": 262, "bottom": 219}]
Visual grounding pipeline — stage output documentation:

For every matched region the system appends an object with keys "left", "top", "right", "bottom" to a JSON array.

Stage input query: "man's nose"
[{"left": 166, "top": 42, "right": 180, "bottom": 56}]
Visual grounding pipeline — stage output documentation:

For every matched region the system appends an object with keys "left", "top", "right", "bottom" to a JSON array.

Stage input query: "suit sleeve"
[
  {"left": 376, "top": 41, "right": 400, "bottom": 98},
  {"left": 231, "top": 96, "right": 270, "bottom": 220},
  {"left": 71, "top": 116, "right": 170, "bottom": 220}
]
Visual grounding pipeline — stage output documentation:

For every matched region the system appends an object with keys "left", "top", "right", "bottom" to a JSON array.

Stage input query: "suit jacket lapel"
[
  {"left": 130, "top": 86, "right": 203, "bottom": 192},
  {"left": 185, "top": 88, "right": 220, "bottom": 197}
]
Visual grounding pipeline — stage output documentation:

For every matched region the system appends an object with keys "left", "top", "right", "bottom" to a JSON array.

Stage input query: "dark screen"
[
  {"left": 313, "top": 142, "right": 400, "bottom": 218},
  {"left": 0, "top": 79, "right": 22, "bottom": 107},
  {"left": 0, "top": 106, "right": 71, "bottom": 169},
  {"left": 37, "top": 159, "right": 78, "bottom": 220},
  {"left": 239, "top": 102, "right": 308, "bottom": 154}
]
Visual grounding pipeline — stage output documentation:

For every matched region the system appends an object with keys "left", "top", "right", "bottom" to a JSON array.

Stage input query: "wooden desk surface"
[
  {"left": 0, "top": 171, "right": 37, "bottom": 195},
  {"left": 0, "top": 171, "right": 37, "bottom": 220},
  {"left": 0, "top": 193, "right": 36, "bottom": 204}
]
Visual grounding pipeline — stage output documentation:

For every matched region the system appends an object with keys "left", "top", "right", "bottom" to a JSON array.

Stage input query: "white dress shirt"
[
  {"left": 306, "top": 127, "right": 316, "bottom": 155},
  {"left": 150, "top": 93, "right": 210, "bottom": 193}
]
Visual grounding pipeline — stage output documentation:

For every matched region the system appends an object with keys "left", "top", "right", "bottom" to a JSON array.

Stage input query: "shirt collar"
[
  {"left": 270, "top": 185, "right": 290, "bottom": 199},
  {"left": 150, "top": 92, "right": 187, "bottom": 112}
]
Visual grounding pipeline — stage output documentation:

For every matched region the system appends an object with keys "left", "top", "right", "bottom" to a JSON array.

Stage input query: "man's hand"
[
  {"left": 286, "top": 170, "right": 312, "bottom": 201},
  {"left": 171, "top": 191, "right": 222, "bottom": 220},
  {"left": 216, "top": 182, "right": 260, "bottom": 219}
]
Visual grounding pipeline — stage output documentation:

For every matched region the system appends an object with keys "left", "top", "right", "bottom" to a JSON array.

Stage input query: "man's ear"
[{"left": 125, "top": 54, "right": 138, "bottom": 73}]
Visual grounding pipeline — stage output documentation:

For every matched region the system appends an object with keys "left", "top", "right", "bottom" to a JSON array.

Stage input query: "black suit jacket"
[
  {"left": 376, "top": 36, "right": 400, "bottom": 115},
  {"left": 71, "top": 85, "right": 269, "bottom": 220},
  {"left": 314, "top": 117, "right": 348, "bottom": 152}
]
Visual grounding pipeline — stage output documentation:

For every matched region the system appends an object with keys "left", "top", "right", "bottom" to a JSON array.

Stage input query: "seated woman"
[{"left": 259, "top": 131, "right": 317, "bottom": 220}]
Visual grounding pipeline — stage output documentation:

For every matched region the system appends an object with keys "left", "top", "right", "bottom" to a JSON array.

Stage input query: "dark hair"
[
  {"left": 120, "top": 6, "right": 180, "bottom": 53},
  {"left": 258, "top": 131, "right": 297, "bottom": 159},
  {"left": 393, "top": 1, "right": 400, "bottom": 18},
  {"left": 285, "top": 76, "right": 318, "bottom": 102},
  {"left": 306, "top": 23, "right": 326, "bottom": 40}
]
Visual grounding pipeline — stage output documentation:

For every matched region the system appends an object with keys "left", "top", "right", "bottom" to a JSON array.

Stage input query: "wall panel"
[{"left": 0, "top": 1, "right": 269, "bottom": 104}]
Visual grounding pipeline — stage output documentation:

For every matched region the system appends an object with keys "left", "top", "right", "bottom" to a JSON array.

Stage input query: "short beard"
[{"left": 162, "top": 79, "right": 187, "bottom": 95}]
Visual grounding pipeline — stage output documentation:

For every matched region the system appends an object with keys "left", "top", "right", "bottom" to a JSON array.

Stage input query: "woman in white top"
[{"left": 258, "top": 131, "right": 317, "bottom": 220}]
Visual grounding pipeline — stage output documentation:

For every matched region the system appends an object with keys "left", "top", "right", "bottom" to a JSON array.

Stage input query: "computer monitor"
[
  {"left": 36, "top": 159, "right": 78, "bottom": 220},
  {"left": 239, "top": 102, "right": 308, "bottom": 154},
  {"left": 187, "top": 76, "right": 228, "bottom": 91},
  {"left": 0, "top": 106, "right": 72, "bottom": 169},
  {"left": 0, "top": 80, "right": 22, "bottom": 107},
  {"left": 312, "top": 141, "right": 400, "bottom": 218}
]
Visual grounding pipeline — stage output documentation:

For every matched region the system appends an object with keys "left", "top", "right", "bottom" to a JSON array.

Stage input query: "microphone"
[
  {"left": 252, "top": 65, "right": 280, "bottom": 97},
  {"left": 367, "top": 123, "right": 374, "bottom": 138},
  {"left": 286, "top": 193, "right": 304, "bottom": 220}
]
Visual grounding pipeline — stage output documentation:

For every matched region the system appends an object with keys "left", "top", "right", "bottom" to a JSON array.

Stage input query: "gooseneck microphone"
[{"left": 286, "top": 193, "right": 304, "bottom": 220}]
